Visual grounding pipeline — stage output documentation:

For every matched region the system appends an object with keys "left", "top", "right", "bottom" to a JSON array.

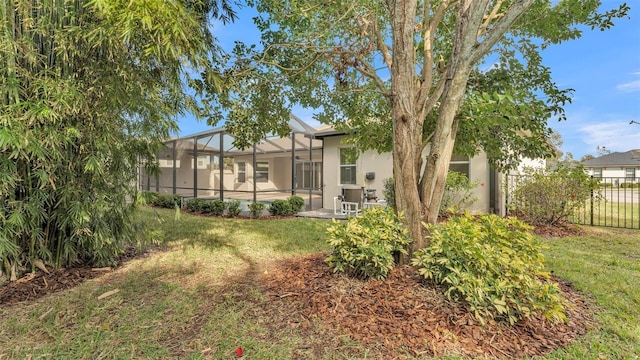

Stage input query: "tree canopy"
[
  {"left": 0, "top": 0, "right": 235, "bottom": 279},
  {"left": 199, "top": 0, "right": 628, "bottom": 251}
]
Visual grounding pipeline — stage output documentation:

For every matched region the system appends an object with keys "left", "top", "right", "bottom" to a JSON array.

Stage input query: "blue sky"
[{"left": 178, "top": 2, "right": 640, "bottom": 160}]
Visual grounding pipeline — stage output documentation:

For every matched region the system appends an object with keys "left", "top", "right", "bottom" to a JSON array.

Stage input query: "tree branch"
[
  {"left": 416, "top": 0, "right": 457, "bottom": 119},
  {"left": 372, "top": 12, "right": 393, "bottom": 70},
  {"left": 470, "top": 0, "right": 535, "bottom": 64},
  {"left": 477, "top": 0, "right": 505, "bottom": 38}
]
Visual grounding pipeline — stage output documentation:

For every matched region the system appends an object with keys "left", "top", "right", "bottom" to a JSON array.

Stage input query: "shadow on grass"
[{"left": 138, "top": 206, "right": 331, "bottom": 257}]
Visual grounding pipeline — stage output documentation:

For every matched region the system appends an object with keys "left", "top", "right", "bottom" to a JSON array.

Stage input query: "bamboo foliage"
[{"left": 0, "top": 0, "right": 230, "bottom": 278}]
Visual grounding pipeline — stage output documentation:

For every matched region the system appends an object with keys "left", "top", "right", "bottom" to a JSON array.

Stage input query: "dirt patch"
[{"left": 262, "top": 253, "right": 595, "bottom": 359}]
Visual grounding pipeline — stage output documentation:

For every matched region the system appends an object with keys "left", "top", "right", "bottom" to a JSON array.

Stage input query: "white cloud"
[
  {"left": 616, "top": 80, "right": 640, "bottom": 92},
  {"left": 616, "top": 72, "right": 640, "bottom": 92},
  {"left": 580, "top": 121, "right": 640, "bottom": 151}
]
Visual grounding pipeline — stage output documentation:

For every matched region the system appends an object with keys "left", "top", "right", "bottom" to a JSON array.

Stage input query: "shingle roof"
[{"left": 582, "top": 149, "right": 640, "bottom": 167}]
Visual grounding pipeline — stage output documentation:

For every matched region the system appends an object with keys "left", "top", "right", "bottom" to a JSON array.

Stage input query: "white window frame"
[
  {"left": 237, "top": 162, "right": 246, "bottom": 183},
  {"left": 625, "top": 168, "right": 636, "bottom": 180},
  {"left": 339, "top": 147, "right": 357, "bottom": 185},
  {"left": 255, "top": 161, "right": 269, "bottom": 183},
  {"left": 191, "top": 155, "right": 210, "bottom": 170},
  {"left": 449, "top": 155, "right": 470, "bottom": 178},
  {"left": 592, "top": 168, "right": 602, "bottom": 178},
  {"left": 159, "top": 159, "right": 180, "bottom": 168}
]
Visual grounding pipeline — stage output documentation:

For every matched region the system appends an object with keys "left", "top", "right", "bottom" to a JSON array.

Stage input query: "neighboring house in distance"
[{"left": 581, "top": 149, "right": 640, "bottom": 182}]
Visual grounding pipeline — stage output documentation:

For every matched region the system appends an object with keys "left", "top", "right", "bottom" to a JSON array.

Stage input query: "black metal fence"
[{"left": 505, "top": 175, "right": 640, "bottom": 230}]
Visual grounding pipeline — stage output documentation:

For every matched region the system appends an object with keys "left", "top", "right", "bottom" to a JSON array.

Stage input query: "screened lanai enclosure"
[{"left": 138, "top": 115, "right": 324, "bottom": 210}]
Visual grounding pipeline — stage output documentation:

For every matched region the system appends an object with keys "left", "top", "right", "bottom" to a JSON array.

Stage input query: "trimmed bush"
[
  {"left": 248, "top": 202, "right": 265, "bottom": 218},
  {"left": 412, "top": 213, "right": 566, "bottom": 325},
  {"left": 186, "top": 198, "right": 205, "bottom": 212},
  {"left": 200, "top": 199, "right": 226, "bottom": 216},
  {"left": 325, "top": 207, "right": 412, "bottom": 280},
  {"left": 288, "top": 195, "right": 305, "bottom": 213},
  {"left": 268, "top": 199, "right": 294, "bottom": 216},
  {"left": 150, "top": 193, "right": 182, "bottom": 209},
  {"left": 226, "top": 200, "right": 242, "bottom": 217}
]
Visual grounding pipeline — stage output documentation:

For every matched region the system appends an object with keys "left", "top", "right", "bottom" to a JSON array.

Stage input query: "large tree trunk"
[
  {"left": 420, "top": 70, "right": 469, "bottom": 224},
  {"left": 388, "top": 0, "right": 425, "bottom": 259},
  {"left": 420, "top": 1, "right": 483, "bottom": 225}
]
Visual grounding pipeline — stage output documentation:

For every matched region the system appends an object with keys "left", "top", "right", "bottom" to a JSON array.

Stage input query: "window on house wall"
[
  {"left": 191, "top": 155, "right": 210, "bottom": 169},
  {"left": 626, "top": 168, "right": 636, "bottom": 180},
  {"left": 592, "top": 168, "right": 602, "bottom": 178},
  {"left": 237, "top": 162, "right": 246, "bottom": 183},
  {"left": 449, "top": 154, "right": 470, "bottom": 178},
  {"left": 256, "top": 161, "right": 269, "bottom": 183},
  {"left": 159, "top": 159, "right": 180, "bottom": 168},
  {"left": 339, "top": 148, "right": 357, "bottom": 184}
]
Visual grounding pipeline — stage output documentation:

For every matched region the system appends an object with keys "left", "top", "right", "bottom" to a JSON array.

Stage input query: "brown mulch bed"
[
  {"left": 262, "top": 253, "right": 595, "bottom": 359},
  {"left": 0, "top": 247, "right": 147, "bottom": 306},
  {"left": 532, "top": 222, "right": 586, "bottom": 238}
]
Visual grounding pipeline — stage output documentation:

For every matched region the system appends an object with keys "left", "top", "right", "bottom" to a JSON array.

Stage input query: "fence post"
[{"left": 590, "top": 175, "right": 594, "bottom": 226}]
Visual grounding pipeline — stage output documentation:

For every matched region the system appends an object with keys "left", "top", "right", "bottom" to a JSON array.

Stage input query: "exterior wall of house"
[
  {"left": 516, "top": 157, "right": 546, "bottom": 172},
  {"left": 322, "top": 135, "right": 494, "bottom": 214},
  {"left": 322, "top": 136, "right": 393, "bottom": 206},
  {"left": 585, "top": 167, "right": 639, "bottom": 179}
]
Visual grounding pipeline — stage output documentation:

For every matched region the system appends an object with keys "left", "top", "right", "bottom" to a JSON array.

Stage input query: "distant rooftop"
[{"left": 582, "top": 149, "right": 640, "bottom": 167}]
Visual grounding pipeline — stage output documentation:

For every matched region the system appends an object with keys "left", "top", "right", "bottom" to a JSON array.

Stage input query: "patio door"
[{"left": 295, "top": 161, "right": 321, "bottom": 190}]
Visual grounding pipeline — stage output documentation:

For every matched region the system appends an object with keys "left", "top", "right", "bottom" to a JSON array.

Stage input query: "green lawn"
[
  {"left": 572, "top": 200, "right": 640, "bottom": 229},
  {"left": 0, "top": 207, "right": 638, "bottom": 359}
]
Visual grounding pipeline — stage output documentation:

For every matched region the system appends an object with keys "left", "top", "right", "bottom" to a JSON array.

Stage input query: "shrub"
[
  {"left": 325, "top": 207, "right": 412, "bottom": 280},
  {"left": 288, "top": 195, "right": 305, "bottom": 213},
  {"left": 384, "top": 172, "right": 477, "bottom": 215},
  {"left": 620, "top": 182, "right": 639, "bottom": 189},
  {"left": 226, "top": 200, "right": 242, "bottom": 217},
  {"left": 248, "top": 202, "right": 265, "bottom": 218},
  {"left": 268, "top": 199, "right": 293, "bottom": 216},
  {"left": 508, "top": 166, "right": 597, "bottom": 226},
  {"left": 139, "top": 191, "right": 158, "bottom": 205},
  {"left": 150, "top": 193, "right": 182, "bottom": 209},
  {"left": 382, "top": 177, "right": 395, "bottom": 209},
  {"left": 412, "top": 213, "right": 566, "bottom": 325},
  {"left": 200, "top": 199, "right": 226, "bottom": 216},
  {"left": 185, "top": 198, "right": 205, "bottom": 212},
  {"left": 440, "top": 171, "right": 479, "bottom": 216}
]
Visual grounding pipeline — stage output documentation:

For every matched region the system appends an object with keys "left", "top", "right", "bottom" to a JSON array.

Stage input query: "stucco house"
[
  {"left": 138, "top": 115, "right": 324, "bottom": 209},
  {"left": 314, "top": 126, "right": 547, "bottom": 216},
  {"left": 582, "top": 149, "right": 640, "bottom": 182},
  {"left": 138, "top": 116, "right": 546, "bottom": 215}
]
